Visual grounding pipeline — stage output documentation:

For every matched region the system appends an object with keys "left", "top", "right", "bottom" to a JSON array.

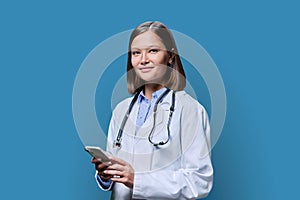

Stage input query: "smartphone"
[{"left": 84, "top": 146, "right": 111, "bottom": 164}]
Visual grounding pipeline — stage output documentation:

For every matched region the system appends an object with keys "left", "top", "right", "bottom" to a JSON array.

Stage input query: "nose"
[{"left": 140, "top": 51, "right": 149, "bottom": 65}]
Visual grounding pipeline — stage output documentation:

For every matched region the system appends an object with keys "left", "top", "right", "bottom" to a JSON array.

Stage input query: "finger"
[
  {"left": 103, "top": 169, "right": 124, "bottom": 177},
  {"left": 99, "top": 173, "right": 113, "bottom": 180},
  {"left": 95, "top": 163, "right": 109, "bottom": 172},
  {"left": 91, "top": 157, "right": 102, "bottom": 163},
  {"left": 110, "top": 177, "right": 128, "bottom": 184},
  {"left": 109, "top": 156, "right": 128, "bottom": 166},
  {"left": 106, "top": 163, "right": 126, "bottom": 171},
  {"left": 110, "top": 177, "right": 123, "bottom": 182},
  {"left": 91, "top": 157, "right": 98, "bottom": 163},
  {"left": 103, "top": 161, "right": 113, "bottom": 166}
]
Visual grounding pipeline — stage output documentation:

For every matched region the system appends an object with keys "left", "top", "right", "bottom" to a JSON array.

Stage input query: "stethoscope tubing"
[{"left": 113, "top": 88, "right": 175, "bottom": 148}]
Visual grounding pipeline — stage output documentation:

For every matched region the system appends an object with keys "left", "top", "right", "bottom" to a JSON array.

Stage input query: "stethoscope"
[{"left": 113, "top": 88, "right": 175, "bottom": 148}]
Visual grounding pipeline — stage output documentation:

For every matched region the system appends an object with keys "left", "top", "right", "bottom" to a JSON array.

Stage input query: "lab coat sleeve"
[
  {"left": 94, "top": 111, "right": 117, "bottom": 191},
  {"left": 132, "top": 102, "right": 213, "bottom": 199}
]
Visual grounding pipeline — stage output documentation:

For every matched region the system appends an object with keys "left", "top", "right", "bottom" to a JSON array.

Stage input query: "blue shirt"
[{"left": 136, "top": 87, "right": 167, "bottom": 128}]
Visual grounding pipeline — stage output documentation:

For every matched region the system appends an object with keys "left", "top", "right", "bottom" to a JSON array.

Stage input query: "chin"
[
  {"left": 142, "top": 78, "right": 166, "bottom": 85},
  {"left": 137, "top": 73, "right": 166, "bottom": 85},
  {"left": 138, "top": 75, "right": 156, "bottom": 83}
]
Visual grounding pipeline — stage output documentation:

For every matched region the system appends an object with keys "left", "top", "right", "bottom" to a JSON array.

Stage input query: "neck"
[{"left": 144, "top": 84, "right": 163, "bottom": 100}]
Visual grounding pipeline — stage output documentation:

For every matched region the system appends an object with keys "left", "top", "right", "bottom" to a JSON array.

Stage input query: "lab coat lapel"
[{"left": 122, "top": 102, "right": 139, "bottom": 137}]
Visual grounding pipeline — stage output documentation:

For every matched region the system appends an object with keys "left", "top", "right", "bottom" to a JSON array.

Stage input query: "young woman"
[{"left": 92, "top": 21, "right": 213, "bottom": 199}]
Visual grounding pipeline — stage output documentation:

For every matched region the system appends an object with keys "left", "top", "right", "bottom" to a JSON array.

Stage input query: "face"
[{"left": 131, "top": 31, "right": 171, "bottom": 84}]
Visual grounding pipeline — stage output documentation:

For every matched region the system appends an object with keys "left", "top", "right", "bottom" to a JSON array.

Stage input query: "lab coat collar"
[{"left": 137, "top": 87, "right": 168, "bottom": 104}]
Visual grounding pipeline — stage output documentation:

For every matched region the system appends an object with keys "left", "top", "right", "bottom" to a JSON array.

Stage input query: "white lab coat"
[{"left": 95, "top": 90, "right": 213, "bottom": 200}]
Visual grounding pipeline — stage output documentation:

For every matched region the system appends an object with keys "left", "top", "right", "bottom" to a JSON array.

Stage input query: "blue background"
[{"left": 1, "top": 0, "right": 299, "bottom": 199}]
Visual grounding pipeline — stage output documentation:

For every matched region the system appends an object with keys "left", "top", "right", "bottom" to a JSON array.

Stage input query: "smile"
[{"left": 139, "top": 66, "right": 154, "bottom": 73}]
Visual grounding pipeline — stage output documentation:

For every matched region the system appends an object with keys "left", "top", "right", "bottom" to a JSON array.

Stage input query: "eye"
[
  {"left": 149, "top": 49, "right": 159, "bottom": 53},
  {"left": 131, "top": 51, "right": 140, "bottom": 56}
]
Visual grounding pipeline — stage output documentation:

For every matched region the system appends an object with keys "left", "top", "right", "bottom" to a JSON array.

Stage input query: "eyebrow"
[{"left": 131, "top": 45, "right": 162, "bottom": 50}]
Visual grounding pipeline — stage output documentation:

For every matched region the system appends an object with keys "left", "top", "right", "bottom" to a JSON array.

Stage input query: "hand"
[
  {"left": 91, "top": 157, "right": 112, "bottom": 181},
  {"left": 104, "top": 156, "right": 135, "bottom": 188}
]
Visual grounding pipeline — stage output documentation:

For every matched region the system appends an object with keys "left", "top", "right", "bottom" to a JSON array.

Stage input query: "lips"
[{"left": 139, "top": 66, "right": 154, "bottom": 73}]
